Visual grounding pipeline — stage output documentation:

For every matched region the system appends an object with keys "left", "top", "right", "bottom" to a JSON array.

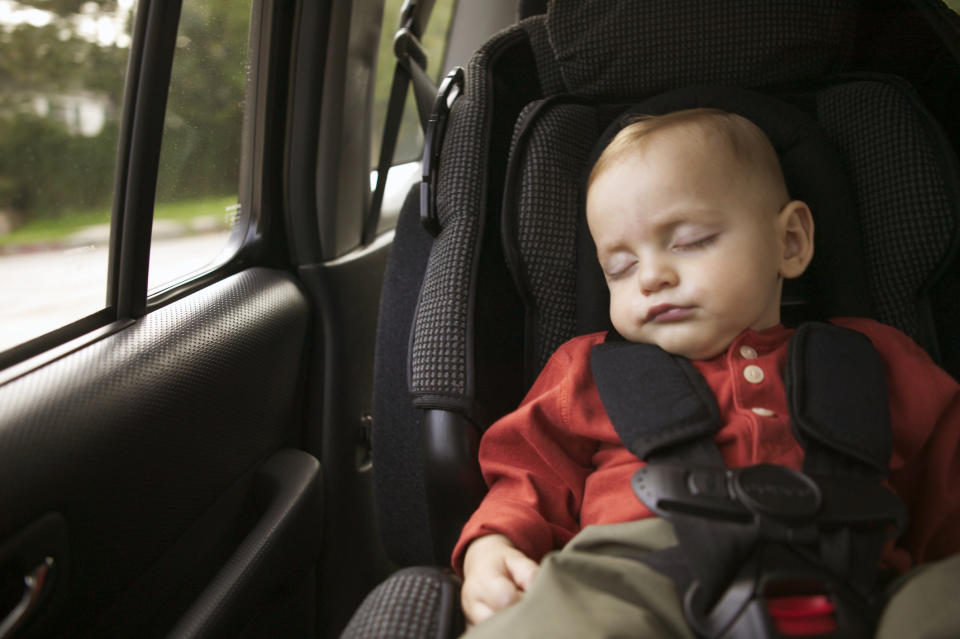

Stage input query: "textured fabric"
[
  {"left": 372, "top": 186, "right": 437, "bottom": 565},
  {"left": 817, "top": 80, "right": 959, "bottom": 351},
  {"left": 461, "top": 519, "right": 692, "bottom": 639},
  {"left": 341, "top": 567, "right": 461, "bottom": 639},
  {"left": 519, "top": 16, "right": 564, "bottom": 96},
  {"left": 507, "top": 103, "right": 599, "bottom": 371},
  {"left": 451, "top": 319, "right": 960, "bottom": 575},
  {"left": 544, "top": 0, "right": 857, "bottom": 99},
  {"left": 410, "top": 26, "right": 528, "bottom": 400}
]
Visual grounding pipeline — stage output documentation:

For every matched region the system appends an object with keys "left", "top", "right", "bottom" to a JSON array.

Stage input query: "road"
[{"left": 0, "top": 232, "right": 231, "bottom": 353}]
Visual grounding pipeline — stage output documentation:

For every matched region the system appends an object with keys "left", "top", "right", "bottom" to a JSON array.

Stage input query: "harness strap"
[
  {"left": 591, "top": 339, "right": 721, "bottom": 460},
  {"left": 786, "top": 323, "right": 891, "bottom": 474},
  {"left": 787, "top": 323, "right": 893, "bottom": 595},
  {"left": 590, "top": 323, "right": 905, "bottom": 638}
]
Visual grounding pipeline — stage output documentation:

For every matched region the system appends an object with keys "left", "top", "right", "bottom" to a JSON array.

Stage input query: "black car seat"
[{"left": 345, "top": 0, "right": 960, "bottom": 636}]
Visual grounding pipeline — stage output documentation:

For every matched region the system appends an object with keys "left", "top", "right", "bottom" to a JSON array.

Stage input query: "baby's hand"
[{"left": 461, "top": 534, "right": 540, "bottom": 625}]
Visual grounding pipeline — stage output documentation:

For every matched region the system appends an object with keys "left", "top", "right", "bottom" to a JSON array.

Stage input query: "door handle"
[{"left": 0, "top": 557, "right": 54, "bottom": 639}]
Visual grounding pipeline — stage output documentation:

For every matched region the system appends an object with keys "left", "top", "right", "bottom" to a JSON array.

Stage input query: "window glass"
[
  {"left": 371, "top": 0, "right": 456, "bottom": 168},
  {"left": 148, "top": 0, "right": 251, "bottom": 293},
  {"left": 0, "top": 0, "right": 133, "bottom": 353}
]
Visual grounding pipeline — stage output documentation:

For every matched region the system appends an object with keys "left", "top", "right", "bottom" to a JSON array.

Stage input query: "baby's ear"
[{"left": 778, "top": 200, "right": 814, "bottom": 279}]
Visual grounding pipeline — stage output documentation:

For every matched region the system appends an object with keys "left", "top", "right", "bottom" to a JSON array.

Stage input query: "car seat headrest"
[
  {"left": 536, "top": 0, "right": 858, "bottom": 99},
  {"left": 577, "top": 86, "right": 873, "bottom": 335}
]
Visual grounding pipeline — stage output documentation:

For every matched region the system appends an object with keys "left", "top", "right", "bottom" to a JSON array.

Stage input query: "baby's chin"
[
  {"left": 657, "top": 340, "right": 729, "bottom": 360},
  {"left": 620, "top": 328, "right": 731, "bottom": 360}
]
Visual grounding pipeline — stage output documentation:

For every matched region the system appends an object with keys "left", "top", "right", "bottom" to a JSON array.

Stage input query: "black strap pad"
[
  {"left": 591, "top": 339, "right": 721, "bottom": 460},
  {"left": 785, "top": 323, "right": 892, "bottom": 474}
]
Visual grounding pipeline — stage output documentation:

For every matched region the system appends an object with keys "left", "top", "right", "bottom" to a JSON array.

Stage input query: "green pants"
[
  {"left": 463, "top": 519, "right": 694, "bottom": 639},
  {"left": 463, "top": 519, "right": 960, "bottom": 639}
]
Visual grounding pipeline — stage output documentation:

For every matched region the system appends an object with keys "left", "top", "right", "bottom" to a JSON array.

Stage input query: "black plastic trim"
[
  {"left": 167, "top": 449, "right": 323, "bottom": 639},
  {"left": 284, "top": 0, "right": 332, "bottom": 265},
  {"left": 421, "top": 410, "right": 485, "bottom": 563},
  {"left": 0, "top": 310, "right": 119, "bottom": 374},
  {"left": 114, "top": 0, "right": 183, "bottom": 319}
]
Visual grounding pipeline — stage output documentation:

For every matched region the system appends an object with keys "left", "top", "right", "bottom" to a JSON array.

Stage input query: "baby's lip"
[{"left": 645, "top": 304, "right": 694, "bottom": 323}]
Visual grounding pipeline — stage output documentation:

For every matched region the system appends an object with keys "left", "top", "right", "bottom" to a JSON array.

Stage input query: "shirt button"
[
  {"left": 743, "top": 365, "right": 765, "bottom": 384},
  {"left": 751, "top": 407, "right": 775, "bottom": 417},
  {"left": 739, "top": 345, "right": 758, "bottom": 359}
]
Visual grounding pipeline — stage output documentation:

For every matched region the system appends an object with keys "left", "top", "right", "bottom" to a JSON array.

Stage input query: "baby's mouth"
[{"left": 645, "top": 304, "right": 694, "bottom": 323}]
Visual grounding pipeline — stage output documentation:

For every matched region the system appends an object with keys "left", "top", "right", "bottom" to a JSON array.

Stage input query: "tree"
[
  {"left": 0, "top": 1, "right": 128, "bottom": 220},
  {"left": 0, "top": 0, "right": 253, "bottom": 224}
]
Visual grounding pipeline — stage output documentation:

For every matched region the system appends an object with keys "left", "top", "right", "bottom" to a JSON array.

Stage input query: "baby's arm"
[{"left": 461, "top": 534, "right": 540, "bottom": 625}]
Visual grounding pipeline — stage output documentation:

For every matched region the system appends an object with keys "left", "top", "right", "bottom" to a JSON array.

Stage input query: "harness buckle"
[
  {"left": 634, "top": 463, "right": 903, "bottom": 638},
  {"left": 683, "top": 549, "right": 876, "bottom": 639},
  {"left": 633, "top": 463, "right": 905, "bottom": 538},
  {"left": 732, "top": 465, "right": 821, "bottom": 522}
]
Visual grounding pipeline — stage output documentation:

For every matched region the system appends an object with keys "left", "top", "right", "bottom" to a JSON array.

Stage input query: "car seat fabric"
[
  {"left": 816, "top": 78, "right": 960, "bottom": 353},
  {"left": 372, "top": 0, "right": 960, "bottom": 574},
  {"left": 373, "top": 25, "right": 542, "bottom": 566},
  {"left": 340, "top": 567, "right": 463, "bottom": 639},
  {"left": 502, "top": 100, "right": 599, "bottom": 378},
  {"left": 534, "top": 0, "right": 858, "bottom": 99}
]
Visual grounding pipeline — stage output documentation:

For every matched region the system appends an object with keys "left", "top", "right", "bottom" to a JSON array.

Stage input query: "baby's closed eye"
[
  {"left": 602, "top": 253, "right": 637, "bottom": 279},
  {"left": 671, "top": 232, "right": 719, "bottom": 252}
]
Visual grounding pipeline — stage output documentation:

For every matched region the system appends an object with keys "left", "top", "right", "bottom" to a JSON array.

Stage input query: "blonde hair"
[{"left": 587, "top": 108, "right": 788, "bottom": 203}]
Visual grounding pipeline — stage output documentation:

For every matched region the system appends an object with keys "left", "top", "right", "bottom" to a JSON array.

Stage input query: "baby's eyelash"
[
  {"left": 604, "top": 261, "right": 636, "bottom": 280},
  {"left": 673, "top": 234, "right": 718, "bottom": 252}
]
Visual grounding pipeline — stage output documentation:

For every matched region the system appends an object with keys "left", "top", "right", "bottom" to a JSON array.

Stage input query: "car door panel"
[{"left": 0, "top": 267, "right": 316, "bottom": 638}]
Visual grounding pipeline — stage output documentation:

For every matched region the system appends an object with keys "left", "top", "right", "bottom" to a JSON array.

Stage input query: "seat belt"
[
  {"left": 590, "top": 323, "right": 907, "bottom": 639},
  {"left": 364, "top": 0, "right": 439, "bottom": 245}
]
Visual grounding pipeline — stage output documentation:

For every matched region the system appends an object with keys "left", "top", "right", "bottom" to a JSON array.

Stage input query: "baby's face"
[{"left": 587, "top": 134, "right": 790, "bottom": 360}]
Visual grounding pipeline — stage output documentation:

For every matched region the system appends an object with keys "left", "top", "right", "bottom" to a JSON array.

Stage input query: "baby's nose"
[{"left": 638, "top": 258, "right": 678, "bottom": 295}]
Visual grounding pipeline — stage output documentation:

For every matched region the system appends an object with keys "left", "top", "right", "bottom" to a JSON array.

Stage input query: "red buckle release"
[{"left": 766, "top": 595, "right": 837, "bottom": 636}]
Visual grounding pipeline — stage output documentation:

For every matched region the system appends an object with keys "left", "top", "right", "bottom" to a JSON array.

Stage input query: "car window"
[
  {"left": 0, "top": 0, "right": 133, "bottom": 353},
  {"left": 371, "top": 0, "right": 457, "bottom": 169},
  {"left": 0, "top": 0, "right": 254, "bottom": 355},
  {"left": 148, "top": 0, "right": 251, "bottom": 293}
]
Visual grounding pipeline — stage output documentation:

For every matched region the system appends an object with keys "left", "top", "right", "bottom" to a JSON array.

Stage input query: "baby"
[{"left": 453, "top": 109, "right": 960, "bottom": 638}]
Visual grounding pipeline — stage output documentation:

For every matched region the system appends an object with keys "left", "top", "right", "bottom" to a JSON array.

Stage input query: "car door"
[{"left": 0, "top": 1, "right": 325, "bottom": 637}]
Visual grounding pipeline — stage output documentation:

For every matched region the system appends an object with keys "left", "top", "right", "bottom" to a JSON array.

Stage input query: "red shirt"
[{"left": 452, "top": 319, "right": 960, "bottom": 576}]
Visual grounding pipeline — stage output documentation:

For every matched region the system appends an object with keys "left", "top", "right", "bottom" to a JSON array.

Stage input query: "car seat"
[{"left": 345, "top": 0, "right": 960, "bottom": 636}]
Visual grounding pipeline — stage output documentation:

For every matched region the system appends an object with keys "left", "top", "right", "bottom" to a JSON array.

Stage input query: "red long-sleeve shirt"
[{"left": 452, "top": 318, "right": 960, "bottom": 576}]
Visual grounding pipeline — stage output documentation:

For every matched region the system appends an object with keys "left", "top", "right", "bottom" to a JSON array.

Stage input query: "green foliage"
[
  {"left": 0, "top": 112, "right": 119, "bottom": 217},
  {"left": 155, "top": 0, "right": 251, "bottom": 202},
  {"left": 0, "top": 0, "right": 250, "bottom": 231}
]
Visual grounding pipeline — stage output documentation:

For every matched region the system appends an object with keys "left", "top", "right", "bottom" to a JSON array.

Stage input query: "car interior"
[{"left": 0, "top": 1, "right": 957, "bottom": 638}]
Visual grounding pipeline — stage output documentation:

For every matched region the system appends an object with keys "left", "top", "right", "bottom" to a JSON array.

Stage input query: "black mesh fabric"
[
  {"left": 542, "top": 0, "right": 857, "bottom": 99},
  {"left": 410, "top": 26, "right": 528, "bottom": 402},
  {"left": 505, "top": 102, "right": 600, "bottom": 373},
  {"left": 339, "top": 567, "right": 462, "bottom": 639},
  {"left": 520, "top": 16, "right": 565, "bottom": 96},
  {"left": 817, "top": 79, "right": 959, "bottom": 352}
]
